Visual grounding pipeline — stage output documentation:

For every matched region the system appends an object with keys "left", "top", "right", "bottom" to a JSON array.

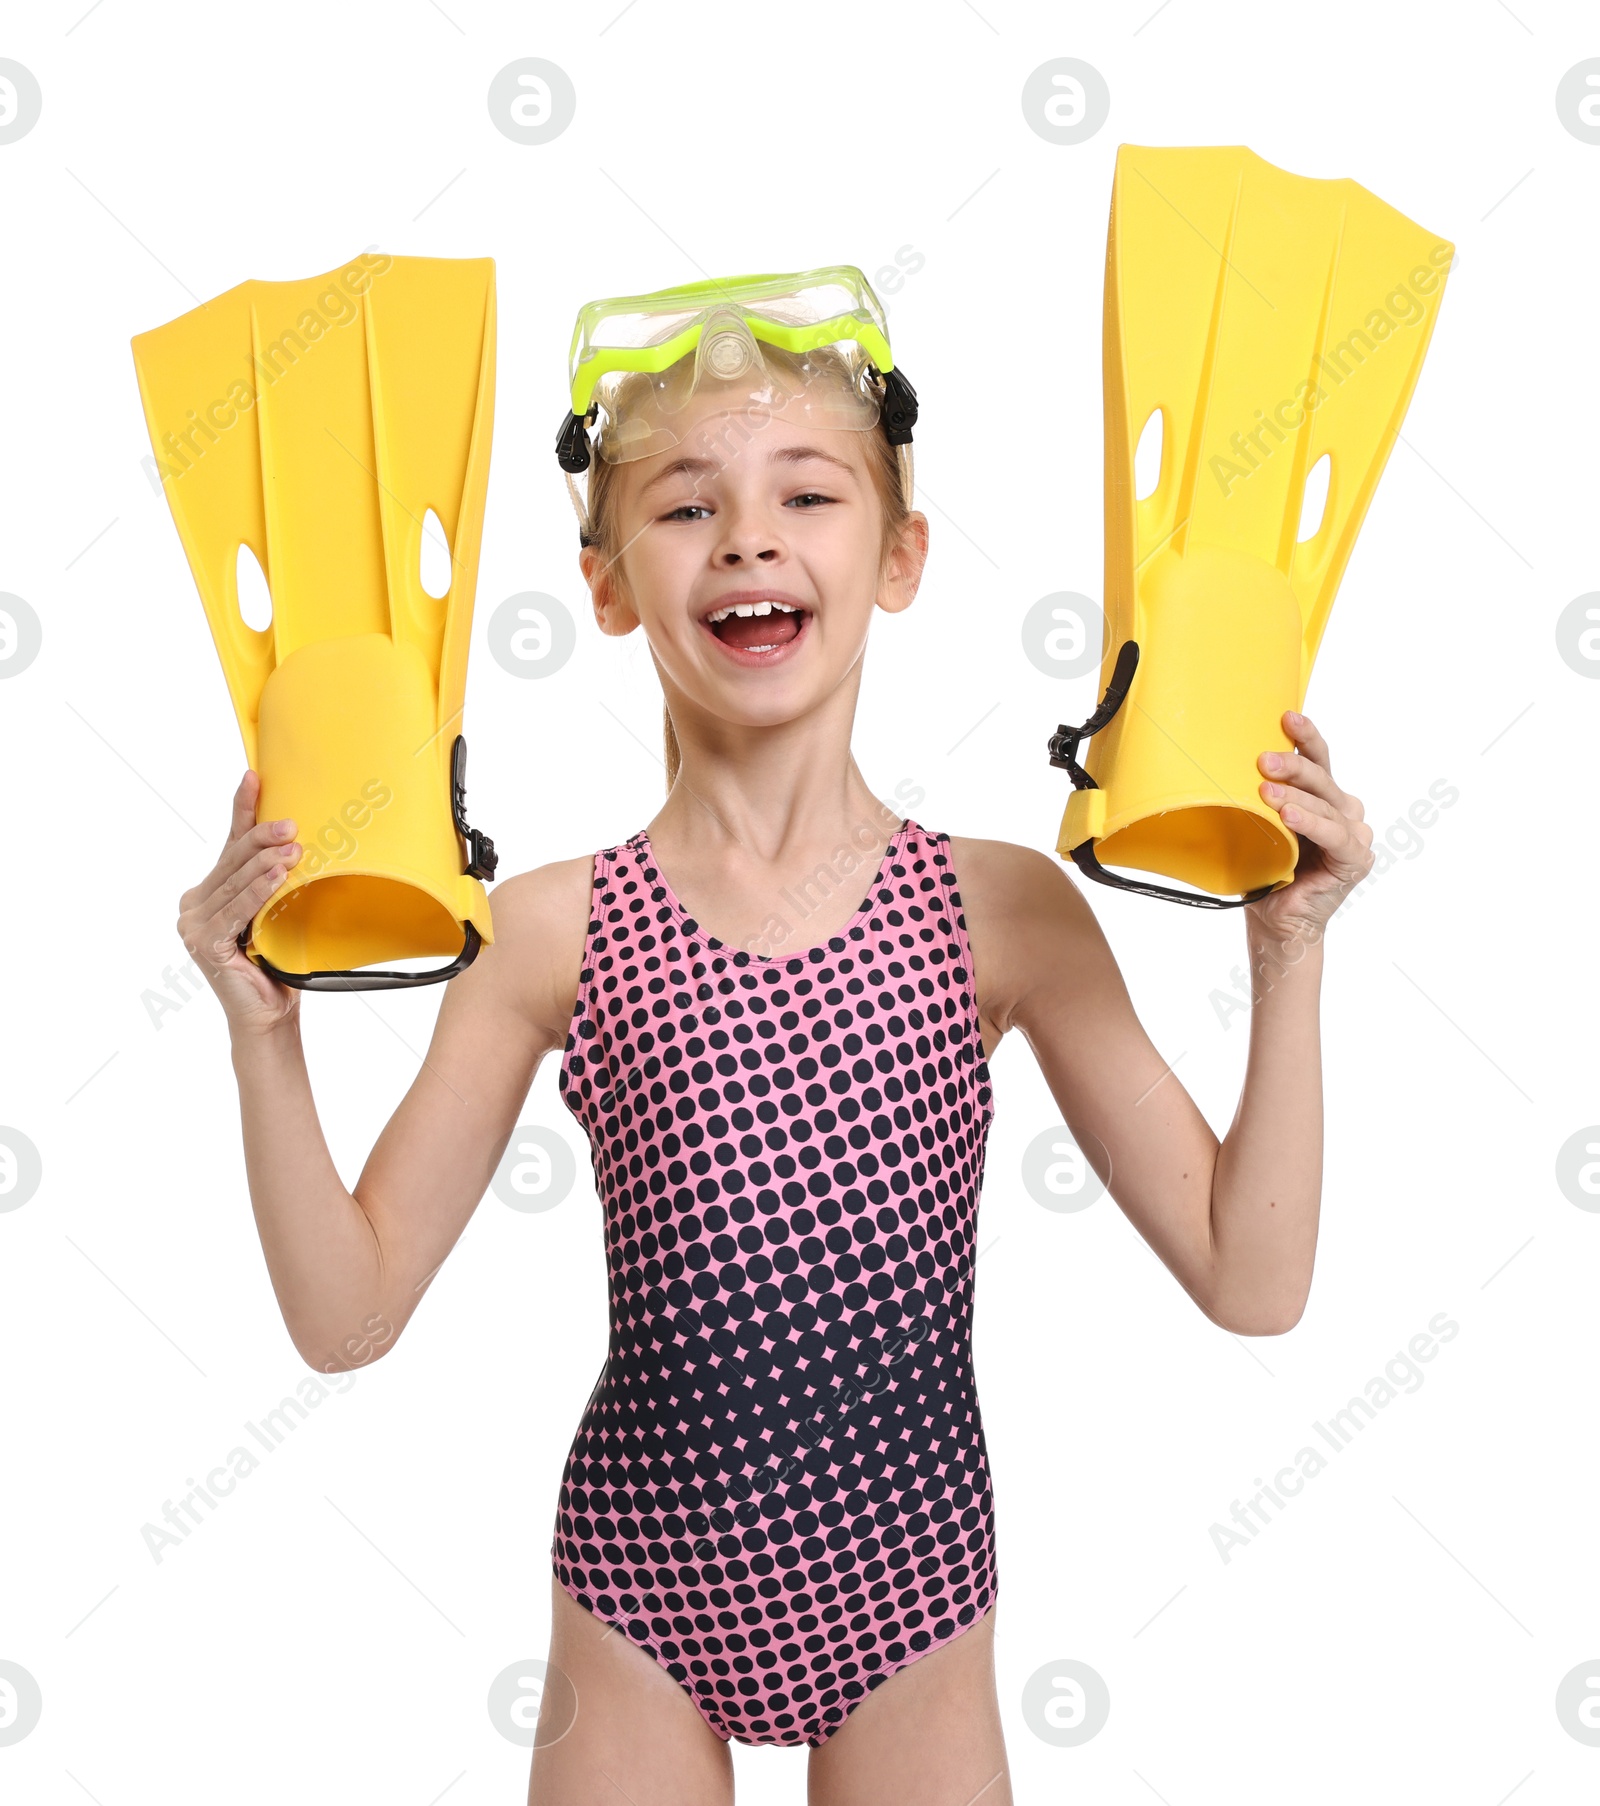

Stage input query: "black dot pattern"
[{"left": 552, "top": 818, "right": 997, "bottom": 1748}]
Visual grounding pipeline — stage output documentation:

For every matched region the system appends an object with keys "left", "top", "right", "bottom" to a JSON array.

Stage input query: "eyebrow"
[{"left": 638, "top": 443, "right": 860, "bottom": 498}]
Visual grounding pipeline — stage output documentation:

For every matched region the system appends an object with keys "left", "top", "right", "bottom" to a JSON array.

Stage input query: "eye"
[
  {"left": 662, "top": 502, "right": 712, "bottom": 522},
  {"left": 787, "top": 491, "right": 834, "bottom": 509}
]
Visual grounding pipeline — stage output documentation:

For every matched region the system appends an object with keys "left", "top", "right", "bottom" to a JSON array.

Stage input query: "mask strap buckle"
[
  {"left": 556, "top": 407, "right": 595, "bottom": 473},
  {"left": 877, "top": 366, "right": 918, "bottom": 444},
  {"left": 1047, "top": 641, "right": 1140, "bottom": 789},
  {"left": 451, "top": 735, "right": 498, "bottom": 881}
]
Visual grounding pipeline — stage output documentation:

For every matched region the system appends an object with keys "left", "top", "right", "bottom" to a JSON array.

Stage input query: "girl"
[{"left": 178, "top": 268, "right": 1373, "bottom": 1806}]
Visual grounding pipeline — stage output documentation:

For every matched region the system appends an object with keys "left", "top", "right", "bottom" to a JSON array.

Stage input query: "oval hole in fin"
[
  {"left": 420, "top": 508, "right": 452, "bottom": 600},
  {"left": 235, "top": 543, "right": 273, "bottom": 632},
  {"left": 1297, "top": 453, "right": 1331, "bottom": 542},
  {"left": 1134, "top": 409, "right": 1164, "bottom": 501}
]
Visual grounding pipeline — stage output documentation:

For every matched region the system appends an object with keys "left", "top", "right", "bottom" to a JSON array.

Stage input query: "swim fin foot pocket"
[
  {"left": 1054, "top": 144, "right": 1452, "bottom": 907},
  {"left": 133, "top": 253, "right": 500, "bottom": 988}
]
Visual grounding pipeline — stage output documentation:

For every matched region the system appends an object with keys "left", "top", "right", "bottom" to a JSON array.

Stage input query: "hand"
[
  {"left": 1247, "top": 710, "right": 1373, "bottom": 942},
  {"left": 176, "top": 771, "right": 303, "bottom": 1034}
]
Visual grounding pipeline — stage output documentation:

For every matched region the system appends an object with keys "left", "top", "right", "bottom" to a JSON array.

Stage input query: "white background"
[{"left": 1, "top": 1, "right": 1595, "bottom": 1801}]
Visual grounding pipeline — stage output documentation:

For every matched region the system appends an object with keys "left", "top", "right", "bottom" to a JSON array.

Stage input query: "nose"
[{"left": 712, "top": 497, "right": 784, "bottom": 567}]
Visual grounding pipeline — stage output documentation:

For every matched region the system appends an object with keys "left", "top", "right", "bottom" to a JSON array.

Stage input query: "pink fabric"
[{"left": 554, "top": 818, "right": 996, "bottom": 1746}]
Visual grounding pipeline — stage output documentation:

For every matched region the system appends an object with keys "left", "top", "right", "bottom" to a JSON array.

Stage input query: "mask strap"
[{"left": 565, "top": 469, "right": 591, "bottom": 541}]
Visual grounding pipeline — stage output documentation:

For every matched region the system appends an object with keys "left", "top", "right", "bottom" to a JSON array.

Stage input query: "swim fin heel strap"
[
  {"left": 133, "top": 254, "right": 499, "bottom": 986},
  {"left": 1052, "top": 145, "right": 1452, "bottom": 906}
]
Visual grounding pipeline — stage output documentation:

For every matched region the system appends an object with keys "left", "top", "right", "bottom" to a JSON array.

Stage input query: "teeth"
[{"left": 706, "top": 599, "right": 801, "bottom": 624}]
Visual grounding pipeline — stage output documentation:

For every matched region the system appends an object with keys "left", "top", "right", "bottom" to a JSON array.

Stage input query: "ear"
[
  {"left": 580, "top": 542, "right": 641, "bottom": 637},
  {"left": 877, "top": 511, "right": 929, "bottom": 616}
]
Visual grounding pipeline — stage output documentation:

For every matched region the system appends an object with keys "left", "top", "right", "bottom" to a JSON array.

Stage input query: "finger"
[
  {"left": 1261, "top": 780, "right": 1337, "bottom": 827},
  {"left": 1258, "top": 760, "right": 1362, "bottom": 825},
  {"left": 1283, "top": 710, "right": 1334, "bottom": 781},
  {"left": 196, "top": 838, "right": 301, "bottom": 929},
  {"left": 1260, "top": 743, "right": 1364, "bottom": 822},
  {"left": 1259, "top": 747, "right": 1343, "bottom": 807},
  {"left": 226, "top": 770, "right": 262, "bottom": 847},
  {"left": 1277, "top": 796, "right": 1370, "bottom": 883},
  {"left": 208, "top": 816, "right": 300, "bottom": 896},
  {"left": 1263, "top": 783, "right": 1371, "bottom": 882},
  {"left": 195, "top": 858, "right": 295, "bottom": 967}
]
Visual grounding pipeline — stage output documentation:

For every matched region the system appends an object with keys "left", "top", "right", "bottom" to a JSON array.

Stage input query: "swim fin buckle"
[
  {"left": 133, "top": 252, "right": 500, "bottom": 988},
  {"left": 1054, "top": 145, "right": 1453, "bottom": 908}
]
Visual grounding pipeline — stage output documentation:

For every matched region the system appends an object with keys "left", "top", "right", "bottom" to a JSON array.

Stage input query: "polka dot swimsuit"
[{"left": 554, "top": 818, "right": 997, "bottom": 1747}]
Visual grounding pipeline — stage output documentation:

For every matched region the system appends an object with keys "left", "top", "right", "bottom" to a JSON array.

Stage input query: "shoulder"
[
  {"left": 941, "top": 832, "right": 1090, "bottom": 921},
  {"left": 463, "top": 850, "right": 599, "bottom": 1042},
  {"left": 940, "top": 833, "right": 1109, "bottom": 1032},
  {"left": 491, "top": 849, "right": 599, "bottom": 928}
]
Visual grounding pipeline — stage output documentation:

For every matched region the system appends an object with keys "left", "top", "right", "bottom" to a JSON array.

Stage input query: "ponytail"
[{"left": 663, "top": 704, "right": 681, "bottom": 792}]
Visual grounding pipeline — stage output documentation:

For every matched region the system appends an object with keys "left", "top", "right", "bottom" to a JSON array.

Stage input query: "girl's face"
[{"left": 581, "top": 387, "right": 928, "bottom": 732}]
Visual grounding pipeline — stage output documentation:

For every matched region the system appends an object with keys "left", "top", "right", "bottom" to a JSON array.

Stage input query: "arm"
[
  {"left": 181, "top": 773, "right": 593, "bottom": 1371},
  {"left": 961, "top": 709, "right": 1371, "bottom": 1336}
]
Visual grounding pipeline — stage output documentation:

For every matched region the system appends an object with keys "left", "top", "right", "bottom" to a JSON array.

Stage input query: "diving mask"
[{"left": 555, "top": 265, "right": 918, "bottom": 475}]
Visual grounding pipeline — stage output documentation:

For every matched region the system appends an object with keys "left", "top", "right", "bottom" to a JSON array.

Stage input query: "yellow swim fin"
[
  {"left": 1050, "top": 145, "right": 1452, "bottom": 906},
  {"left": 133, "top": 253, "right": 499, "bottom": 987}
]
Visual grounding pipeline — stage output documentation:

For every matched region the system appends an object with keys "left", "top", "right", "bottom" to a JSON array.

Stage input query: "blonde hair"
[{"left": 577, "top": 348, "right": 914, "bottom": 791}]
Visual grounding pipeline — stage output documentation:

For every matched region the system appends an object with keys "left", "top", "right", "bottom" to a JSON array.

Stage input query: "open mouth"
[{"left": 701, "top": 596, "right": 809, "bottom": 658}]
